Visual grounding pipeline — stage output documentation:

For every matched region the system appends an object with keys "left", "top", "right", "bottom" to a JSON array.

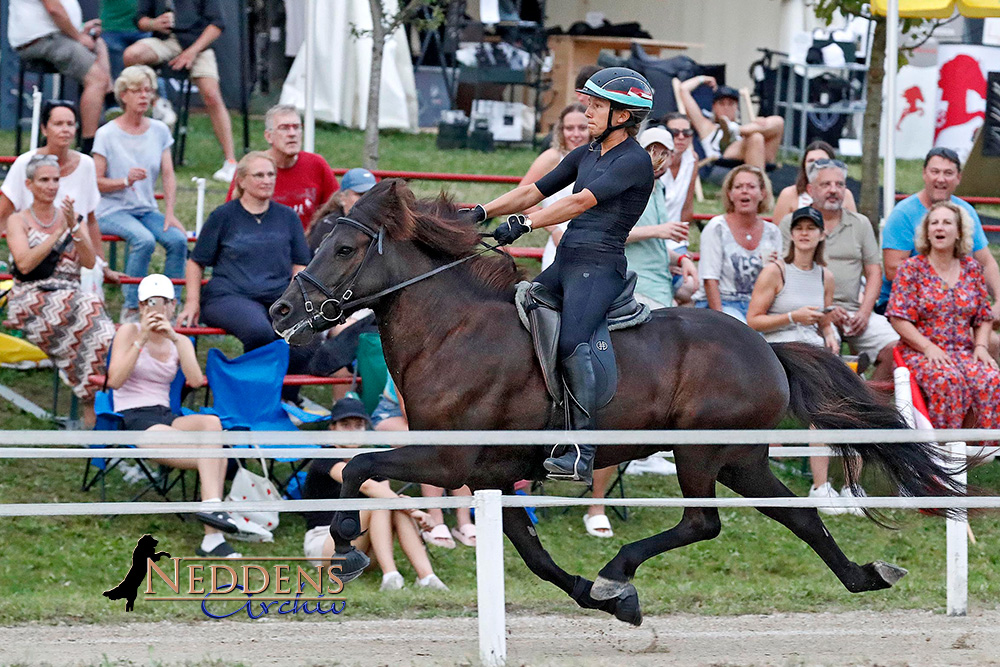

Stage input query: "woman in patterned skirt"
[
  {"left": 4, "top": 154, "right": 115, "bottom": 425},
  {"left": 887, "top": 200, "right": 1000, "bottom": 432}
]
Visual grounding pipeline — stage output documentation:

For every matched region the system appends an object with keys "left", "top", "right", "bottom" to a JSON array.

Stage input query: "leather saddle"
[{"left": 515, "top": 272, "right": 651, "bottom": 407}]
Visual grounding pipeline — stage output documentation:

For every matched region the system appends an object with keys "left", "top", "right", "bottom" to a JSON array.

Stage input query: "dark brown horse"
[{"left": 270, "top": 180, "right": 962, "bottom": 625}]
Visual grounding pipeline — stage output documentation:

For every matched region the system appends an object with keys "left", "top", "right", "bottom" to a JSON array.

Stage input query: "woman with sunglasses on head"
[
  {"left": 459, "top": 68, "right": 655, "bottom": 484},
  {"left": 106, "top": 274, "right": 240, "bottom": 557},
  {"left": 4, "top": 154, "right": 115, "bottom": 426},
  {"left": 94, "top": 65, "right": 188, "bottom": 324},
  {"left": 0, "top": 101, "right": 117, "bottom": 283},
  {"left": 772, "top": 141, "right": 857, "bottom": 225}
]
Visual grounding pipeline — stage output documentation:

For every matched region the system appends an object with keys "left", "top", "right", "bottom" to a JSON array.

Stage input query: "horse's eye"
[{"left": 336, "top": 246, "right": 355, "bottom": 258}]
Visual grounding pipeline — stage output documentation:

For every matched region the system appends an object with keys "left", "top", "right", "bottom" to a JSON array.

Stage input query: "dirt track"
[{"left": 4, "top": 609, "right": 1000, "bottom": 666}]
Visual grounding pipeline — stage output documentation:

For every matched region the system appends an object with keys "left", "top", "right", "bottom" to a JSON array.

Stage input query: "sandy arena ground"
[{"left": 3, "top": 609, "right": 1000, "bottom": 666}]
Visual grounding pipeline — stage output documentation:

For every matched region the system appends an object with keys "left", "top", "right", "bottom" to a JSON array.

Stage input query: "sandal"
[
  {"left": 421, "top": 523, "right": 455, "bottom": 549},
  {"left": 451, "top": 523, "right": 477, "bottom": 547},
  {"left": 583, "top": 513, "right": 614, "bottom": 538}
]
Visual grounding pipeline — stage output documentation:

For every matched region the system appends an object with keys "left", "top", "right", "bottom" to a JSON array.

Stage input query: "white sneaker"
[
  {"left": 416, "top": 574, "right": 449, "bottom": 591},
  {"left": 152, "top": 97, "right": 177, "bottom": 130},
  {"left": 839, "top": 485, "right": 867, "bottom": 517},
  {"left": 380, "top": 571, "right": 404, "bottom": 591},
  {"left": 809, "top": 482, "right": 847, "bottom": 515},
  {"left": 625, "top": 456, "right": 677, "bottom": 476},
  {"left": 213, "top": 160, "right": 237, "bottom": 183}
]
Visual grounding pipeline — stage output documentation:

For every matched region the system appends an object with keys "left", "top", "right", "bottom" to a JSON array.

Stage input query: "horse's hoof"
[
  {"left": 333, "top": 547, "right": 370, "bottom": 583},
  {"left": 613, "top": 583, "right": 642, "bottom": 626},
  {"left": 873, "top": 561, "right": 908, "bottom": 587},
  {"left": 591, "top": 575, "right": 629, "bottom": 601}
]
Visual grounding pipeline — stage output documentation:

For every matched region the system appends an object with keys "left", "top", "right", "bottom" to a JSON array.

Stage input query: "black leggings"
[{"left": 535, "top": 246, "right": 626, "bottom": 359}]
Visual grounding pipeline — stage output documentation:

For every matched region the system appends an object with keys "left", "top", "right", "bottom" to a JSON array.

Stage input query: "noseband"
[{"left": 291, "top": 216, "right": 503, "bottom": 332}]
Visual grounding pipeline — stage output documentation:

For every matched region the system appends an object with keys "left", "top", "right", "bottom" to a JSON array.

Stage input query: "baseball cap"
[
  {"left": 328, "top": 397, "right": 372, "bottom": 427},
  {"left": 638, "top": 126, "right": 675, "bottom": 152},
  {"left": 137, "top": 274, "right": 175, "bottom": 302},
  {"left": 791, "top": 206, "right": 824, "bottom": 231},
  {"left": 713, "top": 86, "right": 740, "bottom": 103},
  {"left": 340, "top": 168, "right": 377, "bottom": 194}
]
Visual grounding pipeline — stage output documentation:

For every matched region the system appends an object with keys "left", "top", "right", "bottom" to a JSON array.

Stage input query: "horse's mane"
[{"left": 352, "top": 179, "right": 523, "bottom": 300}]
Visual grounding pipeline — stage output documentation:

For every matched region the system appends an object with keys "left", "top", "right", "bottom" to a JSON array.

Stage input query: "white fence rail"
[{"left": 2, "top": 429, "right": 996, "bottom": 667}]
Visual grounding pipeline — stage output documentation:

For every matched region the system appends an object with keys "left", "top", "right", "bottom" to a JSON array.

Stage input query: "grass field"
[{"left": 1, "top": 115, "right": 999, "bottom": 625}]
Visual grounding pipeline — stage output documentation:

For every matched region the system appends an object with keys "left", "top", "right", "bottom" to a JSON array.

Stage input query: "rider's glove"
[
  {"left": 493, "top": 214, "right": 532, "bottom": 245},
  {"left": 457, "top": 204, "right": 488, "bottom": 225}
]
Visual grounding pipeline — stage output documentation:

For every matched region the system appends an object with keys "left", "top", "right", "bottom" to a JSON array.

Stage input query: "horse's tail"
[{"left": 770, "top": 341, "right": 966, "bottom": 520}]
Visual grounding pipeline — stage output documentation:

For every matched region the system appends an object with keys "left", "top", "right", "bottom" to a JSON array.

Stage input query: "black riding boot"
[{"left": 543, "top": 343, "right": 597, "bottom": 484}]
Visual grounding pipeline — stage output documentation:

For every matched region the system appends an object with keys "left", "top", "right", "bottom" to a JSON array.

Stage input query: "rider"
[{"left": 460, "top": 67, "right": 655, "bottom": 484}]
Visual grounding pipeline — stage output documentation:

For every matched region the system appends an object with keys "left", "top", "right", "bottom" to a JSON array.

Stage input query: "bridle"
[{"left": 289, "top": 215, "right": 503, "bottom": 333}]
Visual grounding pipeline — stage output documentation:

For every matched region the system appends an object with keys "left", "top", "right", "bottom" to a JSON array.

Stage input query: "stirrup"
[{"left": 544, "top": 442, "right": 585, "bottom": 481}]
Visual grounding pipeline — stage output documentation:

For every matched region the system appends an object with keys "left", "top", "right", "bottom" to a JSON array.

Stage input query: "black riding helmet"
[{"left": 576, "top": 67, "right": 654, "bottom": 145}]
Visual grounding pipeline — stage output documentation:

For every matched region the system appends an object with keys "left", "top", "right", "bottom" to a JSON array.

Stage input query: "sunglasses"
[
  {"left": 667, "top": 127, "right": 695, "bottom": 138},
  {"left": 811, "top": 158, "right": 847, "bottom": 170}
]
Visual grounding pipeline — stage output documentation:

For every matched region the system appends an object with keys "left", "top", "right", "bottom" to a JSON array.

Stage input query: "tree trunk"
[
  {"left": 364, "top": 0, "right": 388, "bottom": 170},
  {"left": 860, "top": 17, "right": 887, "bottom": 234}
]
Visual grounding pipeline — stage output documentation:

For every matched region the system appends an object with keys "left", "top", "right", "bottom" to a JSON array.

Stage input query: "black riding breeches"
[{"left": 534, "top": 246, "right": 627, "bottom": 359}]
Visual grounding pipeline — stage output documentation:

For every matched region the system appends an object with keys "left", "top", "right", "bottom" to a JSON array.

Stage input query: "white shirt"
[
  {"left": 1, "top": 150, "right": 101, "bottom": 216},
  {"left": 659, "top": 149, "right": 695, "bottom": 223},
  {"left": 8, "top": 0, "right": 82, "bottom": 49}
]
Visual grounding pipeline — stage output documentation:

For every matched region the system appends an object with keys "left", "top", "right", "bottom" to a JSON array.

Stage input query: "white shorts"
[
  {"left": 303, "top": 525, "right": 330, "bottom": 566},
  {"left": 838, "top": 311, "right": 899, "bottom": 359}
]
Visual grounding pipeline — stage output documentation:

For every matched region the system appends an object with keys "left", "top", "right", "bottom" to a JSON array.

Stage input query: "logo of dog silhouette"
[
  {"left": 897, "top": 86, "right": 925, "bottom": 131},
  {"left": 103, "top": 534, "right": 171, "bottom": 611}
]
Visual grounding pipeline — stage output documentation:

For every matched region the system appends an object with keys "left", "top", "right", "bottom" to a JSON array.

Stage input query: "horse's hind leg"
[
  {"left": 592, "top": 451, "right": 724, "bottom": 600},
  {"left": 717, "top": 451, "right": 907, "bottom": 593},
  {"left": 501, "top": 504, "right": 643, "bottom": 626}
]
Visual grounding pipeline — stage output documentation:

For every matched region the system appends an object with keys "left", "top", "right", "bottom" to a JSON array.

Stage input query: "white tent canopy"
[{"left": 280, "top": 0, "right": 419, "bottom": 141}]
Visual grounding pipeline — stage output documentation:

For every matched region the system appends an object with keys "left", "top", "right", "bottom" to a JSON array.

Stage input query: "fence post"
[
  {"left": 946, "top": 441, "right": 968, "bottom": 616},
  {"left": 193, "top": 177, "right": 207, "bottom": 235},
  {"left": 474, "top": 489, "right": 506, "bottom": 666},
  {"left": 30, "top": 87, "right": 42, "bottom": 150}
]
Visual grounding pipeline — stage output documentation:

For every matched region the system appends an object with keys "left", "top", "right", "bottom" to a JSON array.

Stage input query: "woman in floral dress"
[
  {"left": 887, "top": 200, "right": 1000, "bottom": 429},
  {"left": 4, "top": 155, "right": 115, "bottom": 425}
]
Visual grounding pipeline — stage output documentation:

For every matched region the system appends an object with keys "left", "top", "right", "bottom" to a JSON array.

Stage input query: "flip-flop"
[
  {"left": 421, "top": 523, "right": 455, "bottom": 549},
  {"left": 583, "top": 513, "right": 614, "bottom": 538},
  {"left": 451, "top": 523, "right": 477, "bottom": 547}
]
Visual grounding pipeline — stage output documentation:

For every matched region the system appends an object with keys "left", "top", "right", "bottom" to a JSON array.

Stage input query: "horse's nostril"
[{"left": 271, "top": 301, "right": 292, "bottom": 319}]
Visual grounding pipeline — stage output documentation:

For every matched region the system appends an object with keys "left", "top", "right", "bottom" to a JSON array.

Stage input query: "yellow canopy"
[{"left": 873, "top": 0, "right": 1000, "bottom": 18}]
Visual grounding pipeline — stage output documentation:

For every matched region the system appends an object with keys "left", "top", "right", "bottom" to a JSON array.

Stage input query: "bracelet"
[
  {"left": 976, "top": 344, "right": 988, "bottom": 350},
  {"left": 788, "top": 312, "right": 794, "bottom": 325},
  {"left": 132, "top": 341, "right": 143, "bottom": 351},
  {"left": 123, "top": 177, "right": 129, "bottom": 188}
]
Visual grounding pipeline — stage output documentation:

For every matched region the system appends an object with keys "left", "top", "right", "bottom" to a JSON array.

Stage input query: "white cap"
[
  {"left": 638, "top": 126, "right": 675, "bottom": 152},
  {"left": 138, "top": 274, "right": 175, "bottom": 302}
]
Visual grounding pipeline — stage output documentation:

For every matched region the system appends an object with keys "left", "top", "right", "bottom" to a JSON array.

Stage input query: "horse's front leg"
[
  {"left": 501, "top": 505, "right": 643, "bottom": 626},
  {"left": 330, "top": 445, "right": 480, "bottom": 581}
]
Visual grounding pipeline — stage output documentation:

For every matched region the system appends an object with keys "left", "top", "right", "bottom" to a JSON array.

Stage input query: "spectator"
[
  {"left": 879, "top": 147, "right": 1000, "bottom": 323},
  {"left": 887, "top": 201, "right": 1000, "bottom": 433},
  {"left": 692, "top": 165, "right": 781, "bottom": 322},
  {"left": 659, "top": 112, "right": 699, "bottom": 304},
  {"left": 372, "top": 376, "right": 476, "bottom": 549},
  {"left": 677, "top": 75, "right": 784, "bottom": 170},
  {"left": 3, "top": 154, "right": 115, "bottom": 425},
  {"left": 302, "top": 397, "right": 448, "bottom": 591},
  {"left": 778, "top": 159, "right": 899, "bottom": 383},
  {"left": 626, "top": 126, "right": 696, "bottom": 309},
  {"left": 105, "top": 274, "right": 240, "bottom": 557},
  {"left": 772, "top": 140, "right": 857, "bottom": 224},
  {"left": 7, "top": 0, "right": 112, "bottom": 152},
  {"left": 125, "top": 0, "right": 238, "bottom": 182},
  {"left": 305, "top": 168, "right": 376, "bottom": 252},
  {"left": 517, "top": 103, "right": 588, "bottom": 269},
  {"left": 225, "top": 104, "right": 339, "bottom": 230},
  {"left": 177, "top": 152, "right": 313, "bottom": 401},
  {"left": 537, "top": 66, "right": 602, "bottom": 153},
  {"left": 0, "top": 101, "right": 117, "bottom": 283},
  {"left": 94, "top": 65, "right": 187, "bottom": 323}
]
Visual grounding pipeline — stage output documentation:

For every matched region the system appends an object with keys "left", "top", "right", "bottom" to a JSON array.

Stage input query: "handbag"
[
  {"left": 12, "top": 233, "right": 73, "bottom": 282},
  {"left": 226, "top": 448, "right": 280, "bottom": 541}
]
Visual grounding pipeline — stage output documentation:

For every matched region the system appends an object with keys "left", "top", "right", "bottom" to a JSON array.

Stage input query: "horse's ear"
[{"left": 381, "top": 179, "right": 417, "bottom": 239}]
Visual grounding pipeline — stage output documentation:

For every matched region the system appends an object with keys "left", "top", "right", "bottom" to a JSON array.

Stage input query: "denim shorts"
[{"left": 370, "top": 396, "right": 402, "bottom": 428}]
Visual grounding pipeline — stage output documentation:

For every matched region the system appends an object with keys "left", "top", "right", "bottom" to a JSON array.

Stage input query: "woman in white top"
[
  {"left": 772, "top": 140, "right": 857, "bottom": 224},
  {"left": 693, "top": 165, "right": 782, "bottom": 322},
  {"left": 660, "top": 112, "right": 699, "bottom": 302},
  {"left": 516, "top": 103, "right": 588, "bottom": 269},
  {"left": 0, "top": 101, "right": 117, "bottom": 282}
]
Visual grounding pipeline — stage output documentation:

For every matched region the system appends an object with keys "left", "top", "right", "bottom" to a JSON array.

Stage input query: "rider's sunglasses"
[{"left": 667, "top": 127, "right": 695, "bottom": 138}]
